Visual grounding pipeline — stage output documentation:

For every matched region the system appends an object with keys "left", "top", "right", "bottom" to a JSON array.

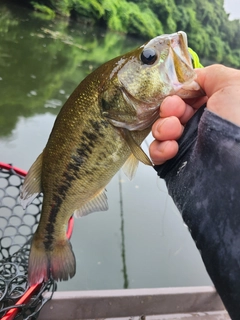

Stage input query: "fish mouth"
[
  {"left": 160, "top": 31, "right": 204, "bottom": 98},
  {"left": 146, "top": 31, "right": 197, "bottom": 92},
  {"left": 179, "top": 31, "right": 188, "bottom": 47},
  {"left": 154, "top": 31, "right": 191, "bottom": 67},
  {"left": 169, "top": 31, "right": 193, "bottom": 71}
]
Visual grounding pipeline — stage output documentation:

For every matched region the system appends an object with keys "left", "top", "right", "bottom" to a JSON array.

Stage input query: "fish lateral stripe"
[
  {"left": 44, "top": 221, "right": 55, "bottom": 250},
  {"left": 43, "top": 128, "right": 99, "bottom": 250},
  {"left": 44, "top": 193, "right": 63, "bottom": 250},
  {"left": 82, "top": 130, "right": 98, "bottom": 142},
  {"left": 89, "top": 119, "right": 109, "bottom": 133}
]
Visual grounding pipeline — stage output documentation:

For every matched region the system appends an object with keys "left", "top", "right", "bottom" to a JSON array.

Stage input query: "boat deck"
[{"left": 39, "top": 286, "right": 230, "bottom": 320}]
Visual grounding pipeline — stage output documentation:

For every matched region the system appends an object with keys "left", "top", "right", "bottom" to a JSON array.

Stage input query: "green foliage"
[
  {"left": 46, "top": 0, "right": 72, "bottom": 16},
  {"left": 0, "top": 4, "right": 18, "bottom": 33},
  {"left": 21, "top": 0, "right": 240, "bottom": 68},
  {"left": 103, "top": 0, "right": 163, "bottom": 37},
  {"left": 31, "top": 2, "right": 55, "bottom": 18},
  {"left": 73, "top": 0, "right": 104, "bottom": 19},
  {"left": 71, "top": 0, "right": 163, "bottom": 37}
]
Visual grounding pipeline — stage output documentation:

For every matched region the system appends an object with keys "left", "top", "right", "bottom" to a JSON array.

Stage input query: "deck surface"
[{"left": 39, "top": 287, "right": 230, "bottom": 320}]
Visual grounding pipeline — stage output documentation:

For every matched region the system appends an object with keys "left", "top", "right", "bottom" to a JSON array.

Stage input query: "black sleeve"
[{"left": 154, "top": 105, "right": 240, "bottom": 319}]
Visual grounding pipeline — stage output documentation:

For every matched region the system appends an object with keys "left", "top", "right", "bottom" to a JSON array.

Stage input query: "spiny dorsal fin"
[
  {"left": 20, "top": 152, "right": 43, "bottom": 209},
  {"left": 74, "top": 188, "right": 108, "bottom": 218},
  {"left": 123, "top": 129, "right": 152, "bottom": 166},
  {"left": 122, "top": 154, "right": 139, "bottom": 180}
]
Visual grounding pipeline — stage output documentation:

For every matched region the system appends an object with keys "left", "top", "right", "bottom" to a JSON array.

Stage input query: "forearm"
[{"left": 154, "top": 106, "right": 240, "bottom": 319}]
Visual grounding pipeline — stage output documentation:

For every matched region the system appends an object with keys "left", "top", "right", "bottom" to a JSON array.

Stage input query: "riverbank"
[{"left": 7, "top": 0, "right": 240, "bottom": 68}]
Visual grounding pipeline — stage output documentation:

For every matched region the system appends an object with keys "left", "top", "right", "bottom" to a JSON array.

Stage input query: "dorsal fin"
[{"left": 20, "top": 152, "right": 43, "bottom": 209}]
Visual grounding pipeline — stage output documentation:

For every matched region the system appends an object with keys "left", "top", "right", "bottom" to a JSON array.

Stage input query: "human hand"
[{"left": 150, "top": 64, "right": 240, "bottom": 165}]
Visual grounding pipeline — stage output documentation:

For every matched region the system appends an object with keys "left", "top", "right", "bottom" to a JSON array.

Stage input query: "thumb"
[
  {"left": 195, "top": 64, "right": 240, "bottom": 98},
  {"left": 195, "top": 64, "right": 240, "bottom": 126}
]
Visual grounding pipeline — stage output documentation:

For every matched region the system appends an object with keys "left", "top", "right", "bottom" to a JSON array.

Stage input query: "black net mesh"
[{"left": 0, "top": 165, "right": 56, "bottom": 319}]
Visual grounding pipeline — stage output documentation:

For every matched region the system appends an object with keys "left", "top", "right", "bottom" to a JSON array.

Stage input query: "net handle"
[
  {"left": 1, "top": 284, "right": 40, "bottom": 320},
  {"left": 0, "top": 162, "right": 74, "bottom": 320}
]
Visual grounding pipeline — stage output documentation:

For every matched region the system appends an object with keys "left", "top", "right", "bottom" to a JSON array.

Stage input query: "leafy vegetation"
[
  {"left": 0, "top": 1, "right": 141, "bottom": 136},
  {"left": 24, "top": 0, "right": 240, "bottom": 67}
]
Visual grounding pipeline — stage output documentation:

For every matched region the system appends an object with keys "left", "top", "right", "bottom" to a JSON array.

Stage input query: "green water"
[{"left": 0, "top": 1, "right": 212, "bottom": 291}]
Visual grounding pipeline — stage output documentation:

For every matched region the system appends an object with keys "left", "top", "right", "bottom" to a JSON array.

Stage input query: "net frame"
[{"left": 0, "top": 162, "right": 74, "bottom": 319}]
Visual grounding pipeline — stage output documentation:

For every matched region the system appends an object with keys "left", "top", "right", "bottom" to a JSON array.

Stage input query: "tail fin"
[{"left": 28, "top": 237, "right": 76, "bottom": 286}]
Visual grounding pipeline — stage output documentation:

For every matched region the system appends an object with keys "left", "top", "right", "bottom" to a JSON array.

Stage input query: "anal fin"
[{"left": 74, "top": 188, "right": 108, "bottom": 218}]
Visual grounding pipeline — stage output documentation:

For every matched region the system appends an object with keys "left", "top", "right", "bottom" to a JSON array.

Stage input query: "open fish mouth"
[
  {"left": 171, "top": 31, "right": 193, "bottom": 68},
  {"left": 157, "top": 31, "right": 188, "bottom": 48},
  {"left": 163, "top": 32, "right": 203, "bottom": 98},
  {"left": 150, "top": 31, "right": 192, "bottom": 68}
]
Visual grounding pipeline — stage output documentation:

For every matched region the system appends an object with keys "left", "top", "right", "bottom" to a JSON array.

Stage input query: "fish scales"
[
  {"left": 39, "top": 74, "right": 134, "bottom": 244},
  {"left": 20, "top": 31, "right": 204, "bottom": 285}
]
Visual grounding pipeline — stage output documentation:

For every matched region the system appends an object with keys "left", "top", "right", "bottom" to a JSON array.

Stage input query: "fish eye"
[{"left": 140, "top": 48, "right": 157, "bottom": 65}]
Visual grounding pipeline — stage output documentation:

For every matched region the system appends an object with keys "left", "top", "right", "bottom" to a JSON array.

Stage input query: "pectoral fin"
[
  {"left": 123, "top": 129, "right": 152, "bottom": 166},
  {"left": 74, "top": 188, "right": 108, "bottom": 218},
  {"left": 122, "top": 154, "right": 139, "bottom": 180},
  {"left": 20, "top": 152, "right": 43, "bottom": 209}
]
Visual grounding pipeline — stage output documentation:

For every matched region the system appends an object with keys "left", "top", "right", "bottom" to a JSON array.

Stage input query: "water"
[{"left": 0, "top": 1, "right": 212, "bottom": 291}]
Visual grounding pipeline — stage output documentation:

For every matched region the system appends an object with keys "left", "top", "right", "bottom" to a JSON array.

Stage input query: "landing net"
[{"left": 0, "top": 162, "right": 73, "bottom": 320}]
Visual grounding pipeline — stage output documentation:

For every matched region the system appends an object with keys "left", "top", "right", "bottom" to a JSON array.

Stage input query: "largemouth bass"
[{"left": 20, "top": 31, "right": 203, "bottom": 286}]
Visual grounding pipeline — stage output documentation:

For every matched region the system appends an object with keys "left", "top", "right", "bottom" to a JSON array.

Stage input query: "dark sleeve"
[{"left": 154, "top": 105, "right": 240, "bottom": 320}]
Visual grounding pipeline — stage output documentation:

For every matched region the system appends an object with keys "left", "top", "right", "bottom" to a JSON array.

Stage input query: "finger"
[
  {"left": 160, "top": 95, "right": 187, "bottom": 118},
  {"left": 152, "top": 116, "right": 183, "bottom": 141},
  {"left": 149, "top": 140, "right": 179, "bottom": 165},
  {"left": 196, "top": 65, "right": 240, "bottom": 126},
  {"left": 160, "top": 95, "right": 203, "bottom": 125},
  {"left": 179, "top": 104, "right": 196, "bottom": 124}
]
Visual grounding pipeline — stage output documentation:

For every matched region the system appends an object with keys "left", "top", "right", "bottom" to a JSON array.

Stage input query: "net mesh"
[{"left": 0, "top": 164, "right": 56, "bottom": 319}]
